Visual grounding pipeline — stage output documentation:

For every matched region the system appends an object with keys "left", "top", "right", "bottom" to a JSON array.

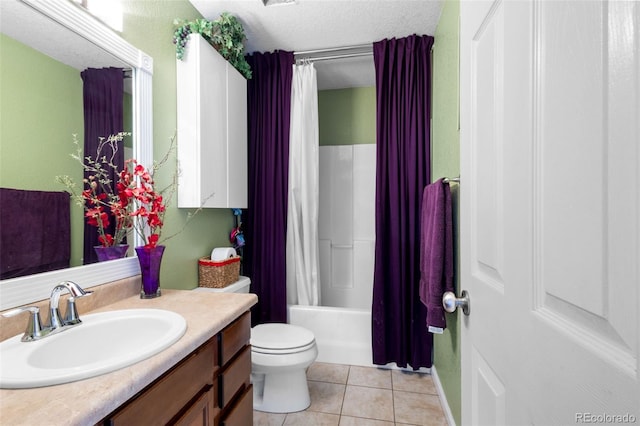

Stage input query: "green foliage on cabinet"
[{"left": 173, "top": 13, "right": 252, "bottom": 79}]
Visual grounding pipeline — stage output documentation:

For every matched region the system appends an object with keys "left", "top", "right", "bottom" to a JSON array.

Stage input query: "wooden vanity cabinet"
[{"left": 102, "top": 312, "right": 252, "bottom": 426}]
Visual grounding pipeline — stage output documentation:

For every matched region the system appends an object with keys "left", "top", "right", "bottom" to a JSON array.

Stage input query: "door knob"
[{"left": 442, "top": 290, "right": 470, "bottom": 315}]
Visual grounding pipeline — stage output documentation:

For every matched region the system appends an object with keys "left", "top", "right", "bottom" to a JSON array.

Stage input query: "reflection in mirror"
[
  {"left": 1, "top": 28, "right": 132, "bottom": 274},
  {"left": 0, "top": 0, "right": 153, "bottom": 310}
]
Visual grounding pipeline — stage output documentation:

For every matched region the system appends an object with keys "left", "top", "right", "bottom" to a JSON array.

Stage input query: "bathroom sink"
[{"left": 0, "top": 309, "right": 187, "bottom": 389}]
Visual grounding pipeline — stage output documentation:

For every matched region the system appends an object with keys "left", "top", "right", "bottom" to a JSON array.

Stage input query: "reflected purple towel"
[
  {"left": 0, "top": 188, "right": 71, "bottom": 279},
  {"left": 419, "top": 179, "right": 454, "bottom": 332}
]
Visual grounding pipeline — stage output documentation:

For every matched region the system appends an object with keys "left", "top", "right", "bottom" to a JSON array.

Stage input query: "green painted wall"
[
  {"left": 318, "top": 87, "right": 376, "bottom": 145},
  {"left": 0, "top": 33, "right": 85, "bottom": 267},
  {"left": 120, "top": 0, "right": 234, "bottom": 290},
  {"left": 431, "top": 0, "right": 461, "bottom": 424}
]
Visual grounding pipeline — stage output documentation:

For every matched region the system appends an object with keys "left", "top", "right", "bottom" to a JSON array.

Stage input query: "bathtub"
[{"left": 288, "top": 304, "right": 373, "bottom": 367}]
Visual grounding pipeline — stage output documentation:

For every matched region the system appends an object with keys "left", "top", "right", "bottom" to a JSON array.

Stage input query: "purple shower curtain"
[
  {"left": 81, "top": 67, "right": 124, "bottom": 264},
  {"left": 244, "top": 51, "right": 294, "bottom": 325},
  {"left": 371, "top": 35, "right": 434, "bottom": 369}
]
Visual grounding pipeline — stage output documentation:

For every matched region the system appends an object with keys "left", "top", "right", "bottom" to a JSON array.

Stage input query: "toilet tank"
[{"left": 193, "top": 276, "right": 251, "bottom": 294}]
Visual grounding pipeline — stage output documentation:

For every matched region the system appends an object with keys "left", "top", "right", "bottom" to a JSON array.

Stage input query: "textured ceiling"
[
  {"left": 188, "top": 0, "right": 443, "bottom": 89},
  {"left": 0, "top": 0, "right": 442, "bottom": 91},
  {"left": 0, "top": 0, "right": 129, "bottom": 71}
]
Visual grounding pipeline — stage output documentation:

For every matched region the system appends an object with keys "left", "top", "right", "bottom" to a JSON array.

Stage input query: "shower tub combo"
[
  {"left": 287, "top": 144, "right": 376, "bottom": 368},
  {"left": 288, "top": 304, "right": 373, "bottom": 367}
]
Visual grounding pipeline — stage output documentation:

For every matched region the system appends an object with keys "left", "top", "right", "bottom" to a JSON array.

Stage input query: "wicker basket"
[{"left": 198, "top": 256, "right": 241, "bottom": 288}]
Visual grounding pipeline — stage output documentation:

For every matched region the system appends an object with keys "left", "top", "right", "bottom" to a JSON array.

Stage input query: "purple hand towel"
[
  {"left": 419, "top": 179, "right": 454, "bottom": 333},
  {"left": 0, "top": 188, "right": 71, "bottom": 279}
]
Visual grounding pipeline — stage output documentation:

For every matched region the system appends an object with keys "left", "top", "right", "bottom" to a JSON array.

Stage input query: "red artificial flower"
[
  {"left": 147, "top": 212, "right": 162, "bottom": 228},
  {"left": 98, "top": 234, "right": 114, "bottom": 247},
  {"left": 146, "top": 233, "right": 160, "bottom": 248},
  {"left": 92, "top": 136, "right": 173, "bottom": 249},
  {"left": 58, "top": 133, "right": 140, "bottom": 248},
  {"left": 131, "top": 206, "right": 148, "bottom": 218},
  {"left": 85, "top": 207, "right": 106, "bottom": 227}
]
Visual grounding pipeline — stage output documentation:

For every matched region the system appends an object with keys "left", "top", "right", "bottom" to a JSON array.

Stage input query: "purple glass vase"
[
  {"left": 94, "top": 244, "right": 129, "bottom": 262},
  {"left": 135, "top": 245, "right": 165, "bottom": 299}
]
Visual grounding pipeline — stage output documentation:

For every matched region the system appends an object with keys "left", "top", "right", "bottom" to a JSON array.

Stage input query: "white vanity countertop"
[{"left": 0, "top": 289, "right": 257, "bottom": 426}]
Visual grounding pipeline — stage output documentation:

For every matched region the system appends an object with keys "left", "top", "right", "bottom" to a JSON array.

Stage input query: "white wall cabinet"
[{"left": 176, "top": 34, "right": 247, "bottom": 208}]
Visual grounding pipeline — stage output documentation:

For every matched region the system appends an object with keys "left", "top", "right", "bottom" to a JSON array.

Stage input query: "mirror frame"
[{"left": 0, "top": 0, "right": 153, "bottom": 311}]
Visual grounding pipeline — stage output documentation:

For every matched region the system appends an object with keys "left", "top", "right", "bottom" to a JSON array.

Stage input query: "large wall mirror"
[{"left": 0, "top": 0, "right": 153, "bottom": 310}]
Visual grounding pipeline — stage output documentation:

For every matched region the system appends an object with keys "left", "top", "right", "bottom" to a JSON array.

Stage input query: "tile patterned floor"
[{"left": 253, "top": 362, "right": 448, "bottom": 426}]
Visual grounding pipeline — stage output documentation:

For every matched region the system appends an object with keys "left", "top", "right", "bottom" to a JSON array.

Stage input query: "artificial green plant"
[{"left": 173, "top": 13, "right": 252, "bottom": 79}]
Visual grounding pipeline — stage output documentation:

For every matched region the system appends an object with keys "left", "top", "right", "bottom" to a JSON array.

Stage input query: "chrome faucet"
[
  {"left": 1, "top": 281, "right": 92, "bottom": 342},
  {"left": 47, "top": 281, "right": 92, "bottom": 331}
]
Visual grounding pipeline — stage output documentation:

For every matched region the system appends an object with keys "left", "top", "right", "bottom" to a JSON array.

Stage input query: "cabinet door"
[
  {"left": 220, "top": 385, "right": 253, "bottom": 426},
  {"left": 174, "top": 386, "right": 217, "bottom": 426},
  {"left": 176, "top": 34, "right": 227, "bottom": 208},
  {"left": 108, "top": 339, "right": 217, "bottom": 425},
  {"left": 198, "top": 36, "right": 227, "bottom": 208},
  {"left": 226, "top": 64, "right": 247, "bottom": 209}
]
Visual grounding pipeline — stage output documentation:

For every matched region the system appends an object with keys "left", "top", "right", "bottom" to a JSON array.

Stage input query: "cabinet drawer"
[
  {"left": 109, "top": 339, "right": 217, "bottom": 425},
  {"left": 220, "top": 385, "right": 253, "bottom": 426},
  {"left": 220, "top": 345, "right": 251, "bottom": 407},
  {"left": 219, "top": 312, "right": 250, "bottom": 365}
]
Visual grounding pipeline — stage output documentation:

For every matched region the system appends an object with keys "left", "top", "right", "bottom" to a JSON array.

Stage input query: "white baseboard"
[{"left": 431, "top": 365, "right": 457, "bottom": 426}]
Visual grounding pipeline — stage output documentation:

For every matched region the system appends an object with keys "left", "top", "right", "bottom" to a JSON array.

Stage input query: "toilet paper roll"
[{"left": 211, "top": 247, "right": 237, "bottom": 261}]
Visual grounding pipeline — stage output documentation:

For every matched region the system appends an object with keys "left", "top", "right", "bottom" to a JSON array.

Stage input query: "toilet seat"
[
  {"left": 252, "top": 340, "right": 316, "bottom": 355},
  {"left": 251, "top": 323, "right": 316, "bottom": 354}
]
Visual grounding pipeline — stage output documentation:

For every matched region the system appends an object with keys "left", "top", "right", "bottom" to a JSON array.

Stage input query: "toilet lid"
[{"left": 251, "top": 323, "right": 315, "bottom": 352}]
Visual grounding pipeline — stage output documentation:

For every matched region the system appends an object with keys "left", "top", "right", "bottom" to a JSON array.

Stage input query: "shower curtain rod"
[
  {"left": 295, "top": 43, "right": 372, "bottom": 56},
  {"left": 296, "top": 51, "right": 373, "bottom": 63},
  {"left": 294, "top": 43, "right": 373, "bottom": 63}
]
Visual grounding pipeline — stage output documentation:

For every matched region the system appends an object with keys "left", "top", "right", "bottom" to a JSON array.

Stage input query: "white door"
[{"left": 460, "top": 1, "right": 640, "bottom": 424}]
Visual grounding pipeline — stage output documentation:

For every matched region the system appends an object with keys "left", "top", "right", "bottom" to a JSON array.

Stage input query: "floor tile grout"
[
  {"left": 256, "top": 362, "right": 445, "bottom": 426},
  {"left": 339, "top": 365, "right": 349, "bottom": 417},
  {"left": 391, "top": 379, "right": 397, "bottom": 423},
  {"left": 306, "top": 379, "right": 440, "bottom": 396},
  {"left": 309, "top": 379, "right": 393, "bottom": 390}
]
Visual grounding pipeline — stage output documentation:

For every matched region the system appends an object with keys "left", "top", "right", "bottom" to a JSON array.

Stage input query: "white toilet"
[
  {"left": 250, "top": 323, "right": 318, "bottom": 413},
  {"left": 193, "top": 276, "right": 318, "bottom": 413}
]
